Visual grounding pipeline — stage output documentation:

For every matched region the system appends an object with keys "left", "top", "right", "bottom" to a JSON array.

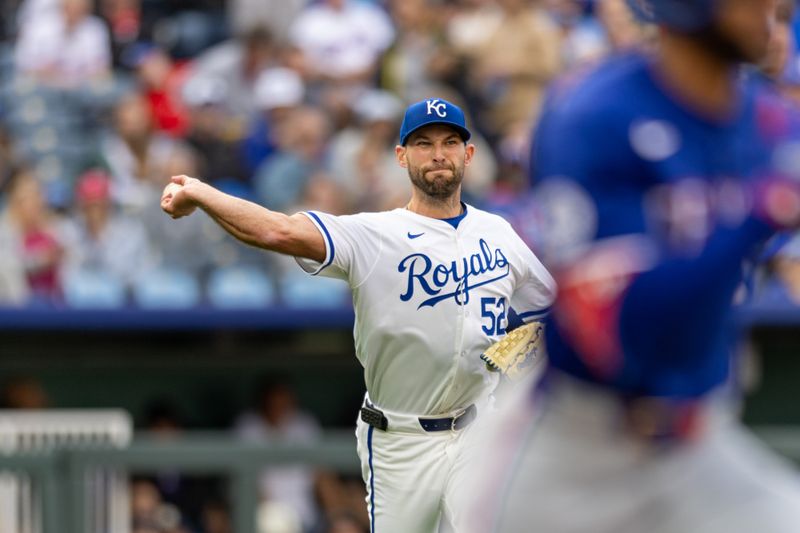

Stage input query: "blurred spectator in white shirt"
[
  {"left": 445, "top": 0, "right": 502, "bottom": 62},
  {"left": 227, "top": 0, "right": 309, "bottom": 43},
  {"left": 14, "top": 0, "right": 59, "bottom": 31},
  {"left": 287, "top": 0, "right": 394, "bottom": 89},
  {"left": 14, "top": 0, "right": 112, "bottom": 86}
]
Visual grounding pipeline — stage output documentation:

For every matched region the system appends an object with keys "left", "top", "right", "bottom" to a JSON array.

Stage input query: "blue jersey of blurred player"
[{"left": 461, "top": 0, "right": 800, "bottom": 531}]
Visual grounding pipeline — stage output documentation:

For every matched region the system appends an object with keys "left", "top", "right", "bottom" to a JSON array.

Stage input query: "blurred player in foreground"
[
  {"left": 462, "top": 0, "right": 800, "bottom": 531},
  {"left": 161, "top": 98, "right": 555, "bottom": 532}
]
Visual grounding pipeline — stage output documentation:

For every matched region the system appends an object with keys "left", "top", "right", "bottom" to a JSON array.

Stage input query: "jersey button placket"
[{"left": 455, "top": 232, "right": 466, "bottom": 359}]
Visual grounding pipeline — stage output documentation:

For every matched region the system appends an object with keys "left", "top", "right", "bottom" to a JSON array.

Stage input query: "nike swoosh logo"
[{"left": 407, "top": 232, "right": 425, "bottom": 239}]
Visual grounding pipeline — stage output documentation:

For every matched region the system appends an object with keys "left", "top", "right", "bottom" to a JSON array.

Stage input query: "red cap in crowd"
[{"left": 75, "top": 170, "right": 111, "bottom": 204}]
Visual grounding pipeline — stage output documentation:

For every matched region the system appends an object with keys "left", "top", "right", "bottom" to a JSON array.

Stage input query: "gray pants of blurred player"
[{"left": 462, "top": 370, "right": 800, "bottom": 533}]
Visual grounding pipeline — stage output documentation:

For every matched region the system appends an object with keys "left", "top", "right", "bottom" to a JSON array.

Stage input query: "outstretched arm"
[{"left": 160, "top": 175, "right": 326, "bottom": 263}]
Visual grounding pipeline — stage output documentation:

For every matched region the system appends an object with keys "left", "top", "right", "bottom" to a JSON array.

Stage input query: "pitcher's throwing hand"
[{"left": 160, "top": 175, "right": 198, "bottom": 219}]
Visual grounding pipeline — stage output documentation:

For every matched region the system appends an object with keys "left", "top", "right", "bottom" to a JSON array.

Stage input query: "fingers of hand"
[
  {"left": 160, "top": 187, "right": 182, "bottom": 218},
  {"left": 161, "top": 182, "right": 183, "bottom": 211},
  {"left": 162, "top": 177, "right": 198, "bottom": 219}
]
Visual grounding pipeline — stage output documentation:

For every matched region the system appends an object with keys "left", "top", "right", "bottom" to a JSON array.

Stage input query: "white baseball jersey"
[{"left": 297, "top": 204, "right": 556, "bottom": 416}]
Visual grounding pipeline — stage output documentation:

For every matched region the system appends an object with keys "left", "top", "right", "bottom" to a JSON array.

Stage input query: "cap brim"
[{"left": 401, "top": 120, "right": 472, "bottom": 145}]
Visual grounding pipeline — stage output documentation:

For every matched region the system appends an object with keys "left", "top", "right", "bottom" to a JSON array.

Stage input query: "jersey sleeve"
[
  {"left": 294, "top": 211, "right": 382, "bottom": 286},
  {"left": 509, "top": 233, "right": 557, "bottom": 323}
]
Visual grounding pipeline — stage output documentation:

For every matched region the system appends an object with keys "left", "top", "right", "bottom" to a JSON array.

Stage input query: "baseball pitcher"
[{"left": 161, "top": 97, "right": 556, "bottom": 532}]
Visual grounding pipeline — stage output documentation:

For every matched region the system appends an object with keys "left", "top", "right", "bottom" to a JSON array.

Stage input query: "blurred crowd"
[
  {"left": 0, "top": 0, "right": 657, "bottom": 310},
  {"left": 2, "top": 2, "right": 800, "bottom": 531},
  {"left": 1, "top": 0, "right": 799, "bottom": 309}
]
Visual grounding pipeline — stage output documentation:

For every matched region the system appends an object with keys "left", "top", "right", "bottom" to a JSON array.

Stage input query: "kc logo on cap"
[
  {"left": 399, "top": 97, "right": 472, "bottom": 146},
  {"left": 426, "top": 99, "right": 447, "bottom": 118}
]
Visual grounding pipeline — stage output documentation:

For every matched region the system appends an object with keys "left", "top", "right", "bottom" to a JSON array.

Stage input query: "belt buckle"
[
  {"left": 451, "top": 404, "right": 476, "bottom": 431},
  {"left": 361, "top": 404, "right": 388, "bottom": 431},
  {"left": 449, "top": 412, "right": 461, "bottom": 431}
]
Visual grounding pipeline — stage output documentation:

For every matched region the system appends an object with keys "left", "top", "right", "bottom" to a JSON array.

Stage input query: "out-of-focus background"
[{"left": 0, "top": 0, "right": 800, "bottom": 532}]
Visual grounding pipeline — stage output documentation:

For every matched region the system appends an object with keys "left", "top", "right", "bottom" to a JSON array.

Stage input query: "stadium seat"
[
  {"left": 62, "top": 270, "right": 127, "bottom": 309},
  {"left": 132, "top": 268, "right": 200, "bottom": 309},
  {"left": 207, "top": 265, "right": 275, "bottom": 309},
  {"left": 280, "top": 271, "right": 350, "bottom": 309}
]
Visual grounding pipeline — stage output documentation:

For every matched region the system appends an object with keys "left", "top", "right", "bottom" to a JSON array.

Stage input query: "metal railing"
[
  {"left": 0, "top": 431, "right": 360, "bottom": 533},
  {"left": 0, "top": 410, "right": 132, "bottom": 533},
  {"left": 1, "top": 427, "right": 799, "bottom": 533}
]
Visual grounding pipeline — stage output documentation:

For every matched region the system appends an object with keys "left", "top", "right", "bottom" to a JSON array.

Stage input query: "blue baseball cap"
[
  {"left": 626, "top": 0, "right": 715, "bottom": 32},
  {"left": 399, "top": 98, "right": 472, "bottom": 146}
]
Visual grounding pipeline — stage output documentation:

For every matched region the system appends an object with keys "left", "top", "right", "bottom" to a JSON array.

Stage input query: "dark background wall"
[
  {"left": 0, "top": 320, "right": 798, "bottom": 429},
  {"left": 0, "top": 325, "right": 366, "bottom": 429},
  {"left": 742, "top": 327, "right": 800, "bottom": 425}
]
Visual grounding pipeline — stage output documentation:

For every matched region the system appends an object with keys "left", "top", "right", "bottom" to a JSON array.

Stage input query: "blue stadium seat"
[
  {"left": 132, "top": 268, "right": 200, "bottom": 309},
  {"left": 62, "top": 270, "right": 127, "bottom": 309},
  {"left": 207, "top": 265, "right": 275, "bottom": 309},
  {"left": 280, "top": 271, "right": 350, "bottom": 309}
]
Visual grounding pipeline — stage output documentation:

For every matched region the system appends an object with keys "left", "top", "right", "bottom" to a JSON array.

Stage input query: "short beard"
[{"left": 407, "top": 162, "right": 464, "bottom": 199}]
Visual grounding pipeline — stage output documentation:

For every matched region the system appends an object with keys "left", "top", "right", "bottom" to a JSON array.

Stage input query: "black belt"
[{"left": 360, "top": 402, "right": 477, "bottom": 432}]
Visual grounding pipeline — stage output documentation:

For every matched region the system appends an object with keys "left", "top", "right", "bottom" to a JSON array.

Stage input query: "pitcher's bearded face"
[
  {"left": 399, "top": 125, "right": 473, "bottom": 199},
  {"left": 408, "top": 159, "right": 464, "bottom": 198}
]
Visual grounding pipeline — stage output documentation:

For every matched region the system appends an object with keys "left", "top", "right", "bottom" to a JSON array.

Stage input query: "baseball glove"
[{"left": 480, "top": 322, "right": 544, "bottom": 381}]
